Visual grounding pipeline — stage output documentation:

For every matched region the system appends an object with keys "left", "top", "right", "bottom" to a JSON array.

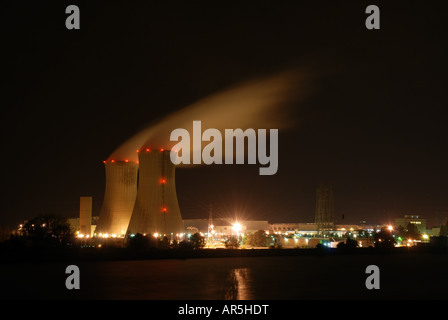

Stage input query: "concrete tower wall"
[
  {"left": 79, "top": 196, "right": 92, "bottom": 236},
  {"left": 127, "top": 149, "right": 184, "bottom": 236},
  {"left": 95, "top": 161, "right": 138, "bottom": 235}
]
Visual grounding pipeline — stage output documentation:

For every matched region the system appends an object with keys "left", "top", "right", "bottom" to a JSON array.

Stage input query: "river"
[{"left": 1, "top": 252, "right": 447, "bottom": 300}]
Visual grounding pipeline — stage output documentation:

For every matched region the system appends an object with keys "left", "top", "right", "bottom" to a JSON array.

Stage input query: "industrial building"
[
  {"left": 270, "top": 222, "right": 317, "bottom": 234},
  {"left": 72, "top": 159, "right": 434, "bottom": 245},
  {"left": 395, "top": 215, "right": 427, "bottom": 233},
  {"left": 67, "top": 215, "right": 99, "bottom": 237},
  {"left": 183, "top": 218, "right": 270, "bottom": 236}
]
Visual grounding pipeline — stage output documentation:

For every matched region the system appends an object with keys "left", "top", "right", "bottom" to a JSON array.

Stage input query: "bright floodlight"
[
  {"left": 232, "top": 222, "right": 242, "bottom": 233},
  {"left": 388, "top": 225, "right": 393, "bottom": 231}
]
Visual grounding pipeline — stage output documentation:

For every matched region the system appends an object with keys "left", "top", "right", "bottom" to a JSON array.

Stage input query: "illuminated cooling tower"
[
  {"left": 95, "top": 160, "right": 138, "bottom": 236},
  {"left": 127, "top": 148, "right": 184, "bottom": 236}
]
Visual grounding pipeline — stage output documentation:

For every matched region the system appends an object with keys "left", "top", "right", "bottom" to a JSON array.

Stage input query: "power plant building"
[
  {"left": 395, "top": 215, "right": 427, "bottom": 233},
  {"left": 183, "top": 218, "right": 270, "bottom": 235}
]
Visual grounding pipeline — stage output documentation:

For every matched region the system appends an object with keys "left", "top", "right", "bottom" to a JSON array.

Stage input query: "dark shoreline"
[{"left": 1, "top": 244, "right": 447, "bottom": 264}]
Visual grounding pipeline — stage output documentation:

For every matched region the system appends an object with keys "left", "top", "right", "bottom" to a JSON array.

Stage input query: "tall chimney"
[{"left": 79, "top": 196, "right": 92, "bottom": 236}]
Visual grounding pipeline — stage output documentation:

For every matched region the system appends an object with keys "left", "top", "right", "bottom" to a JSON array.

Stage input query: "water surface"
[{"left": 1, "top": 253, "right": 447, "bottom": 299}]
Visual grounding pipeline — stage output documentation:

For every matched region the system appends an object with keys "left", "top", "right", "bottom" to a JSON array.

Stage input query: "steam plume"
[{"left": 108, "top": 68, "right": 312, "bottom": 163}]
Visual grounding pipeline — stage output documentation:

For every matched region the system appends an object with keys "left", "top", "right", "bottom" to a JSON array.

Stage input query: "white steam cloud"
[{"left": 108, "top": 68, "right": 313, "bottom": 163}]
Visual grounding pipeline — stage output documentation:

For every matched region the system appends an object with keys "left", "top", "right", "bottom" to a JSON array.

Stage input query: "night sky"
[{"left": 2, "top": 1, "right": 447, "bottom": 229}]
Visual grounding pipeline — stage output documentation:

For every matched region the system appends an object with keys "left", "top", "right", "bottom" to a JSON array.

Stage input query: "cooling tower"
[
  {"left": 79, "top": 196, "right": 92, "bottom": 236},
  {"left": 127, "top": 148, "right": 184, "bottom": 236},
  {"left": 95, "top": 160, "right": 139, "bottom": 236}
]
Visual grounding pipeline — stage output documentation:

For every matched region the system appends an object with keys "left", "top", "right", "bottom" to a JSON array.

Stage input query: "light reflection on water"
[
  {"left": 1, "top": 254, "right": 446, "bottom": 299},
  {"left": 223, "top": 268, "right": 253, "bottom": 300}
]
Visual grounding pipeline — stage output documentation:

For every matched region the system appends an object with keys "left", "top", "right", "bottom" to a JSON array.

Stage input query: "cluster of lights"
[
  {"left": 137, "top": 147, "right": 169, "bottom": 153},
  {"left": 102, "top": 159, "right": 137, "bottom": 164},
  {"left": 95, "top": 233, "right": 125, "bottom": 238},
  {"left": 71, "top": 221, "right": 433, "bottom": 249},
  {"left": 102, "top": 147, "right": 177, "bottom": 165},
  {"left": 128, "top": 233, "right": 186, "bottom": 239},
  {"left": 339, "top": 228, "right": 355, "bottom": 231}
]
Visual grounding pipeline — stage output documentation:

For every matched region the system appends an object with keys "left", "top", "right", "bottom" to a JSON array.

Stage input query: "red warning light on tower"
[{"left": 127, "top": 147, "right": 183, "bottom": 235}]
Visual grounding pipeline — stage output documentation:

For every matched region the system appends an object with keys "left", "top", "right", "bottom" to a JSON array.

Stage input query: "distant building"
[
  {"left": 244, "top": 220, "right": 271, "bottom": 233},
  {"left": 430, "top": 227, "right": 440, "bottom": 236},
  {"left": 269, "top": 223, "right": 317, "bottom": 235},
  {"left": 269, "top": 222, "right": 371, "bottom": 236},
  {"left": 395, "top": 215, "right": 427, "bottom": 233},
  {"left": 68, "top": 216, "right": 99, "bottom": 237},
  {"left": 183, "top": 218, "right": 269, "bottom": 236}
]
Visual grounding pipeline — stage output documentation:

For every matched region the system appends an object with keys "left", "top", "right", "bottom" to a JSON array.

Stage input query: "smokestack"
[
  {"left": 127, "top": 148, "right": 184, "bottom": 236},
  {"left": 95, "top": 160, "right": 138, "bottom": 236},
  {"left": 79, "top": 196, "right": 92, "bottom": 236}
]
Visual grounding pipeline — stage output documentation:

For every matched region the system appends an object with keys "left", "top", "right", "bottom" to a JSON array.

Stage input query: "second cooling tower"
[{"left": 127, "top": 148, "right": 184, "bottom": 236}]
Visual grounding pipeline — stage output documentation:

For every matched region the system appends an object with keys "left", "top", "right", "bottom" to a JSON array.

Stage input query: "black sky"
[{"left": 2, "top": 0, "right": 448, "bottom": 228}]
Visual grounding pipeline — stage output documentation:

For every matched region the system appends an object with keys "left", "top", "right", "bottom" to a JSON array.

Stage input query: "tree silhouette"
[
  {"left": 128, "top": 233, "right": 156, "bottom": 249},
  {"left": 21, "top": 214, "right": 73, "bottom": 246},
  {"left": 246, "top": 230, "right": 268, "bottom": 247},
  {"left": 179, "top": 239, "right": 193, "bottom": 250},
  {"left": 405, "top": 222, "right": 421, "bottom": 239},
  {"left": 190, "top": 232, "right": 205, "bottom": 249},
  {"left": 225, "top": 236, "right": 239, "bottom": 248},
  {"left": 0, "top": 225, "right": 11, "bottom": 242},
  {"left": 438, "top": 220, "right": 448, "bottom": 236},
  {"left": 374, "top": 227, "right": 395, "bottom": 249},
  {"left": 345, "top": 236, "right": 358, "bottom": 248},
  {"left": 336, "top": 236, "right": 358, "bottom": 251}
]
